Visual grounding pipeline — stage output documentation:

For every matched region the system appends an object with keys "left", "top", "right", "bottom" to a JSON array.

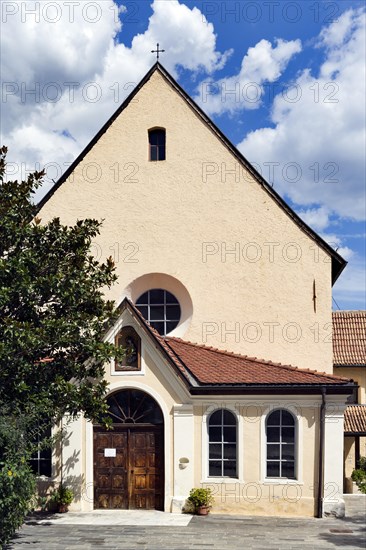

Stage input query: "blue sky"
[{"left": 1, "top": 0, "right": 365, "bottom": 309}]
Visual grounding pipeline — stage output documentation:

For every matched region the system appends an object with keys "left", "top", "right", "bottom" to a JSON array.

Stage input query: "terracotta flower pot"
[
  {"left": 58, "top": 504, "right": 69, "bottom": 513},
  {"left": 196, "top": 505, "right": 209, "bottom": 515}
]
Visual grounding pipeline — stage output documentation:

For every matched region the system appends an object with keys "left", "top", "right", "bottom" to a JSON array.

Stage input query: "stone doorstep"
[{"left": 33, "top": 509, "right": 193, "bottom": 527}]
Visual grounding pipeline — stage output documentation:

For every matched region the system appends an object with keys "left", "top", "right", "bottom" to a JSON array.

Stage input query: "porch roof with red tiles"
[
  {"left": 160, "top": 336, "right": 352, "bottom": 386},
  {"left": 119, "top": 299, "right": 354, "bottom": 392}
]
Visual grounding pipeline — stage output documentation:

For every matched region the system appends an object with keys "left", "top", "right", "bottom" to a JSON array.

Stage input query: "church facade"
[{"left": 36, "top": 63, "right": 355, "bottom": 517}]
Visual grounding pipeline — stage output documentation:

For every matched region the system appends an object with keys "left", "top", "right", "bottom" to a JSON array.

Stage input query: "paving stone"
[{"left": 5, "top": 499, "right": 366, "bottom": 550}]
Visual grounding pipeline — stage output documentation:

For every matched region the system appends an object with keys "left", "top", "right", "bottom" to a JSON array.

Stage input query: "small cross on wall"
[{"left": 151, "top": 43, "right": 165, "bottom": 60}]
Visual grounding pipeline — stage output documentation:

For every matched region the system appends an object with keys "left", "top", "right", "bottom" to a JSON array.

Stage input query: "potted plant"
[
  {"left": 188, "top": 487, "right": 214, "bottom": 515},
  {"left": 51, "top": 484, "right": 74, "bottom": 513},
  {"left": 351, "top": 456, "right": 366, "bottom": 494}
]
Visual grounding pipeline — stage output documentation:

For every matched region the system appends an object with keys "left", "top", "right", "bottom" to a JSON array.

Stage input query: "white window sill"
[
  {"left": 262, "top": 478, "right": 303, "bottom": 485},
  {"left": 201, "top": 478, "right": 242, "bottom": 484},
  {"left": 110, "top": 370, "right": 145, "bottom": 377}
]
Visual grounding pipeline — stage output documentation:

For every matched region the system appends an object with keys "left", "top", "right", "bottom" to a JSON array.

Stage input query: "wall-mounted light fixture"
[{"left": 179, "top": 457, "right": 189, "bottom": 469}]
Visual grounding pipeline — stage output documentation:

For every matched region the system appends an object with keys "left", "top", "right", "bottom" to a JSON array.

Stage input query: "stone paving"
[{"left": 6, "top": 495, "right": 366, "bottom": 550}]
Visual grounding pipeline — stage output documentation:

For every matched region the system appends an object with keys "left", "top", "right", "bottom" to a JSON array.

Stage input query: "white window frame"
[
  {"left": 201, "top": 404, "right": 244, "bottom": 483},
  {"left": 135, "top": 289, "right": 181, "bottom": 336},
  {"left": 260, "top": 405, "right": 303, "bottom": 485},
  {"left": 28, "top": 424, "right": 54, "bottom": 479}
]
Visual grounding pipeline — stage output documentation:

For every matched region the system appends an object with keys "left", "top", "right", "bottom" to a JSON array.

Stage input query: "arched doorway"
[{"left": 93, "top": 389, "right": 164, "bottom": 510}]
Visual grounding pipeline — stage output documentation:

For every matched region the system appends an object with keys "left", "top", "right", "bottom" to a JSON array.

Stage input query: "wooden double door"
[{"left": 93, "top": 426, "right": 164, "bottom": 510}]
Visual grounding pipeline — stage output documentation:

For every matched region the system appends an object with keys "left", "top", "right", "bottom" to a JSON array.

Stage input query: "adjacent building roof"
[
  {"left": 119, "top": 299, "right": 355, "bottom": 395},
  {"left": 36, "top": 62, "right": 346, "bottom": 284},
  {"left": 344, "top": 405, "right": 366, "bottom": 435},
  {"left": 333, "top": 311, "right": 366, "bottom": 366}
]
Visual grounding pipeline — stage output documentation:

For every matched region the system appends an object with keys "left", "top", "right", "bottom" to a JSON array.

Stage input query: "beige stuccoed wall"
[
  {"left": 61, "top": 383, "right": 322, "bottom": 515},
  {"left": 344, "top": 439, "right": 366, "bottom": 494},
  {"left": 53, "top": 308, "right": 343, "bottom": 516},
  {"left": 336, "top": 366, "right": 366, "bottom": 491},
  {"left": 38, "top": 69, "right": 334, "bottom": 373},
  {"left": 192, "top": 399, "right": 320, "bottom": 517},
  {"left": 343, "top": 436, "right": 366, "bottom": 494},
  {"left": 344, "top": 437, "right": 356, "bottom": 479},
  {"left": 334, "top": 366, "right": 366, "bottom": 403},
  {"left": 54, "top": 352, "right": 347, "bottom": 516},
  {"left": 95, "top": 325, "right": 191, "bottom": 513},
  {"left": 360, "top": 436, "right": 366, "bottom": 460},
  {"left": 338, "top": 366, "right": 366, "bottom": 491},
  {"left": 64, "top": 341, "right": 187, "bottom": 512}
]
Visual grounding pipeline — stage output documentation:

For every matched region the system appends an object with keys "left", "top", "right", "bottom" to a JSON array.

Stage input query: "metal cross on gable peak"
[{"left": 151, "top": 43, "right": 165, "bottom": 60}]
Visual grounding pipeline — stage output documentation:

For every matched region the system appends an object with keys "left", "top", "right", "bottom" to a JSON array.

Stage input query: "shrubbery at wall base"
[
  {"left": 0, "top": 458, "right": 36, "bottom": 547},
  {"left": 351, "top": 457, "right": 366, "bottom": 494}
]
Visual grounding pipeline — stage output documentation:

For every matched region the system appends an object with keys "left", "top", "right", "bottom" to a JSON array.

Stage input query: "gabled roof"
[
  {"left": 112, "top": 298, "right": 194, "bottom": 389},
  {"left": 344, "top": 405, "right": 366, "bottom": 435},
  {"left": 37, "top": 62, "right": 346, "bottom": 284},
  {"left": 116, "top": 299, "right": 355, "bottom": 395},
  {"left": 333, "top": 311, "right": 366, "bottom": 366}
]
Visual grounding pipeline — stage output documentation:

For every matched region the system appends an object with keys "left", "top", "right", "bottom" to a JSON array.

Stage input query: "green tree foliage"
[
  {"left": 0, "top": 145, "right": 124, "bottom": 544},
  {"left": 0, "top": 417, "right": 36, "bottom": 547},
  {"left": 0, "top": 456, "right": 36, "bottom": 546},
  {"left": 351, "top": 456, "right": 366, "bottom": 494},
  {"left": 0, "top": 145, "right": 122, "bottom": 423}
]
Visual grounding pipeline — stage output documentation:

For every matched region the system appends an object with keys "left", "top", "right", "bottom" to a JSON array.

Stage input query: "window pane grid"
[
  {"left": 136, "top": 289, "right": 181, "bottom": 336},
  {"left": 266, "top": 409, "right": 295, "bottom": 479},
  {"left": 29, "top": 427, "right": 52, "bottom": 477},
  {"left": 149, "top": 129, "right": 166, "bottom": 161},
  {"left": 208, "top": 410, "right": 237, "bottom": 478}
]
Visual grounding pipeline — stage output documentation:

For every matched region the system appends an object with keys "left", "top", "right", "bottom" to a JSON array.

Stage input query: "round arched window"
[
  {"left": 135, "top": 288, "right": 181, "bottom": 336},
  {"left": 106, "top": 389, "right": 163, "bottom": 425}
]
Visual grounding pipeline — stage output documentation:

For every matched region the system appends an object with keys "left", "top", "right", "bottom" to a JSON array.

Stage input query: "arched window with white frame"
[
  {"left": 208, "top": 409, "right": 237, "bottom": 478},
  {"left": 266, "top": 409, "right": 296, "bottom": 479}
]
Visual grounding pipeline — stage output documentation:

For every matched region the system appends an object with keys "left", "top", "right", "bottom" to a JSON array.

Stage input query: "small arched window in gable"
[
  {"left": 115, "top": 326, "right": 141, "bottom": 371},
  {"left": 148, "top": 128, "right": 166, "bottom": 161}
]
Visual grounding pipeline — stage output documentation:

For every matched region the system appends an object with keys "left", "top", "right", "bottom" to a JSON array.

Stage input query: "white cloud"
[
  {"left": 333, "top": 258, "right": 366, "bottom": 309},
  {"left": 1, "top": 1, "right": 122, "bottom": 86},
  {"left": 297, "top": 206, "right": 330, "bottom": 232},
  {"left": 318, "top": 233, "right": 354, "bottom": 261},
  {"left": 196, "top": 38, "right": 301, "bottom": 116},
  {"left": 1, "top": 0, "right": 229, "bottom": 196},
  {"left": 238, "top": 8, "right": 366, "bottom": 222},
  {"left": 296, "top": 210, "right": 355, "bottom": 267},
  {"left": 131, "top": 0, "right": 231, "bottom": 76},
  {"left": 1, "top": 0, "right": 122, "bottom": 135},
  {"left": 319, "top": 8, "right": 358, "bottom": 49}
]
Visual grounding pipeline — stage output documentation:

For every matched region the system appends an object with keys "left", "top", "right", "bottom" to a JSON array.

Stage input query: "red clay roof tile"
[
  {"left": 344, "top": 405, "right": 366, "bottom": 434},
  {"left": 333, "top": 311, "right": 366, "bottom": 366},
  {"left": 161, "top": 336, "right": 351, "bottom": 386},
  {"left": 123, "top": 299, "right": 354, "bottom": 387}
]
